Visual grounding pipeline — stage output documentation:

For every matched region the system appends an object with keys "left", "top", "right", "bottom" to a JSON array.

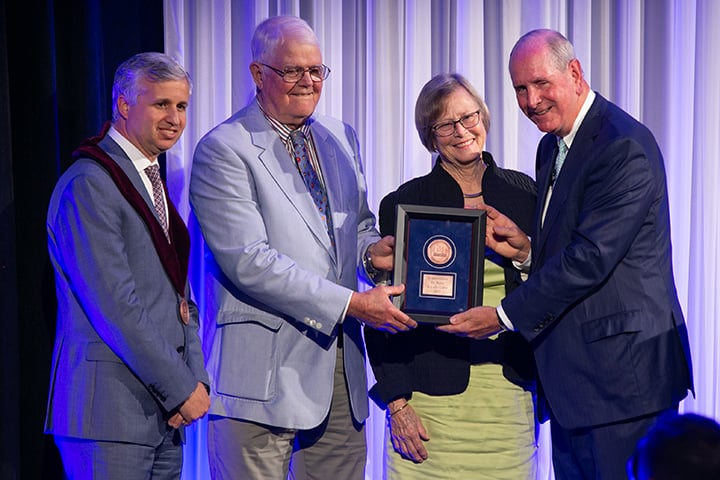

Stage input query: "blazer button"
[{"left": 316, "top": 322, "right": 322, "bottom": 329}]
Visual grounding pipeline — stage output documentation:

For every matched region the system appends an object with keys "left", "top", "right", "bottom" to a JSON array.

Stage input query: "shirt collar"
[
  {"left": 107, "top": 126, "right": 155, "bottom": 171},
  {"left": 560, "top": 90, "right": 596, "bottom": 149},
  {"left": 256, "top": 97, "right": 313, "bottom": 140}
]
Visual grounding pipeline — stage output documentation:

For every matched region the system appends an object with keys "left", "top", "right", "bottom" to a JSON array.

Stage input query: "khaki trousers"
[{"left": 207, "top": 345, "right": 366, "bottom": 480}]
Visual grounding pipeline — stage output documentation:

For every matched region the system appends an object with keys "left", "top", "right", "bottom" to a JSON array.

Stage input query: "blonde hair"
[{"left": 414, "top": 73, "right": 490, "bottom": 152}]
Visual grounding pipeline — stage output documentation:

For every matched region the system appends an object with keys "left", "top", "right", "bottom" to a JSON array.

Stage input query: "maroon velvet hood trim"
[{"left": 72, "top": 122, "right": 190, "bottom": 296}]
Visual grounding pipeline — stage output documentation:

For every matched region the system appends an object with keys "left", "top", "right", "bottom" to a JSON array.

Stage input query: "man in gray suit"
[
  {"left": 45, "top": 52, "right": 210, "bottom": 479},
  {"left": 190, "top": 15, "right": 416, "bottom": 480}
]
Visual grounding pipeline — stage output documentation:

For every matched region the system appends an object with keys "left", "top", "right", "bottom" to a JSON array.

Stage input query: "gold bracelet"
[{"left": 388, "top": 402, "right": 409, "bottom": 417}]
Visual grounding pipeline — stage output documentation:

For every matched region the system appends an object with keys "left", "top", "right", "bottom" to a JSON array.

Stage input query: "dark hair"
[
  {"left": 414, "top": 73, "right": 490, "bottom": 152},
  {"left": 628, "top": 412, "right": 720, "bottom": 480},
  {"left": 111, "top": 52, "right": 191, "bottom": 122}
]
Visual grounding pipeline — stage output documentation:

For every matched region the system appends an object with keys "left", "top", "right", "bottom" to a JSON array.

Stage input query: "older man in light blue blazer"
[{"left": 190, "top": 15, "right": 415, "bottom": 480}]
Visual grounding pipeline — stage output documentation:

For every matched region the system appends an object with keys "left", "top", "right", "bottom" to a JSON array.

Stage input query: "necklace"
[{"left": 463, "top": 191, "right": 483, "bottom": 199}]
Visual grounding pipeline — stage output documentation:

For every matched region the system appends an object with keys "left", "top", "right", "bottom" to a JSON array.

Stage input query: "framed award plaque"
[{"left": 392, "top": 204, "right": 486, "bottom": 324}]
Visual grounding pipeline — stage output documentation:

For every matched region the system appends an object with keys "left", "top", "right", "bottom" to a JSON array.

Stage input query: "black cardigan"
[{"left": 365, "top": 152, "right": 537, "bottom": 408}]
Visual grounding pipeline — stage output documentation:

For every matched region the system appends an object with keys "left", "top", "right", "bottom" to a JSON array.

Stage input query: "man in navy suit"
[
  {"left": 438, "top": 29, "right": 693, "bottom": 478},
  {"left": 45, "top": 52, "right": 210, "bottom": 479},
  {"left": 190, "top": 15, "right": 415, "bottom": 480}
]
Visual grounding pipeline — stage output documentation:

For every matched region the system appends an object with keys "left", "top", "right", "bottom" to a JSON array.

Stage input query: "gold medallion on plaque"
[
  {"left": 179, "top": 298, "right": 190, "bottom": 325},
  {"left": 423, "top": 236, "right": 456, "bottom": 268}
]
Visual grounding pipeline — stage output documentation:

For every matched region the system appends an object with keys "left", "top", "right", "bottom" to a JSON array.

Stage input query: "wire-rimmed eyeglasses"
[
  {"left": 259, "top": 63, "right": 331, "bottom": 83},
  {"left": 432, "top": 110, "right": 481, "bottom": 137}
]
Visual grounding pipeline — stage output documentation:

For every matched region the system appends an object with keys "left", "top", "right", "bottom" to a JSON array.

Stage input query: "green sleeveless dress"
[{"left": 385, "top": 259, "right": 538, "bottom": 479}]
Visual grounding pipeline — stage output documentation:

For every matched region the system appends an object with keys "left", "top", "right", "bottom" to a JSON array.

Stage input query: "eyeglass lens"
[
  {"left": 434, "top": 111, "right": 480, "bottom": 136},
  {"left": 282, "top": 66, "right": 329, "bottom": 82}
]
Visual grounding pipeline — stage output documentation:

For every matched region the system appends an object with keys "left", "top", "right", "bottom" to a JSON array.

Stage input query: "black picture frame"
[{"left": 392, "top": 204, "right": 486, "bottom": 324}]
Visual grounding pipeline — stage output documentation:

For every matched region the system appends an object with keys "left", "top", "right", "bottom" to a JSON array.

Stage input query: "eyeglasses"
[
  {"left": 259, "top": 63, "right": 331, "bottom": 83},
  {"left": 432, "top": 110, "right": 482, "bottom": 137}
]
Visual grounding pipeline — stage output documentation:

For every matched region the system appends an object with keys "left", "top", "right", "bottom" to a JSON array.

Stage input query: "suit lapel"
[
  {"left": 534, "top": 135, "right": 557, "bottom": 247},
  {"left": 308, "top": 123, "right": 339, "bottom": 263},
  {"left": 309, "top": 124, "right": 340, "bottom": 209},
  {"left": 248, "top": 106, "right": 336, "bottom": 260},
  {"left": 99, "top": 137, "right": 155, "bottom": 211},
  {"left": 90, "top": 133, "right": 189, "bottom": 293},
  {"left": 536, "top": 95, "right": 605, "bottom": 253}
]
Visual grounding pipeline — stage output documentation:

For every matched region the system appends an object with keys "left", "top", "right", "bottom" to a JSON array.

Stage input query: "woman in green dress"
[{"left": 365, "top": 73, "right": 538, "bottom": 479}]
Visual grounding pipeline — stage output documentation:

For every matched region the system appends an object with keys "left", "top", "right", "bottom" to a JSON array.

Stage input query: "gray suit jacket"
[
  {"left": 44, "top": 134, "right": 209, "bottom": 445},
  {"left": 190, "top": 100, "right": 376, "bottom": 428}
]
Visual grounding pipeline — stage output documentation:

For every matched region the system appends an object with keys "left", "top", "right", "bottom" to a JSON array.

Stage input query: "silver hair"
[
  {"left": 509, "top": 29, "right": 576, "bottom": 72},
  {"left": 111, "top": 52, "right": 191, "bottom": 122},
  {"left": 251, "top": 15, "right": 320, "bottom": 63}
]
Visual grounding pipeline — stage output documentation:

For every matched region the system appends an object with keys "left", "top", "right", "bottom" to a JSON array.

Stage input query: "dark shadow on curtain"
[{"left": 1, "top": 1, "right": 162, "bottom": 478}]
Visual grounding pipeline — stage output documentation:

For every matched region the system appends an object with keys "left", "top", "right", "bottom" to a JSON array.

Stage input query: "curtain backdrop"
[
  {"left": 3, "top": 2, "right": 166, "bottom": 477},
  {"left": 163, "top": 1, "right": 720, "bottom": 479}
]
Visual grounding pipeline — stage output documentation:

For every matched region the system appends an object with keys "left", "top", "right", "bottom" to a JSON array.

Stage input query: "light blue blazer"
[{"left": 189, "top": 100, "right": 376, "bottom": 429}]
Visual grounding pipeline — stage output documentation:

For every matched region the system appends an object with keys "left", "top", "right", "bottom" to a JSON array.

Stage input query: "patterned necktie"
[
  {"left": 144, "top": 163, "right": 170, "bottom": 241},
  {"left": 289, "top": 130, "right": 335, "bottom": 247},
  {"left": 551, "top": 138, "right": 568, "bottom": 186}
]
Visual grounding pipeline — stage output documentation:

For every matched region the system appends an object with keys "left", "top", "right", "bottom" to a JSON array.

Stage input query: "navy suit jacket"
[
  {"left": 502, "top": 93, "right": 693, "bottom": 429},
  {"left": 44, "top": 134, "right": 209, "bottom": 445}
]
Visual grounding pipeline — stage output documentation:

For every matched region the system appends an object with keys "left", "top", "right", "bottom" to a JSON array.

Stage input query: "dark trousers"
[
  {"left": 550, "top": 406, "right": 677, "bottom": 480},
  {"left": 54, "top": 428, "right": 182, "bottom": 480}
]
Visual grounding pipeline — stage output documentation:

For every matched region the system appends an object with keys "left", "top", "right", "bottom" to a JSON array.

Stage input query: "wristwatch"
[{"left": 363, "top": 248, "right": 381, "bottom": 277}]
